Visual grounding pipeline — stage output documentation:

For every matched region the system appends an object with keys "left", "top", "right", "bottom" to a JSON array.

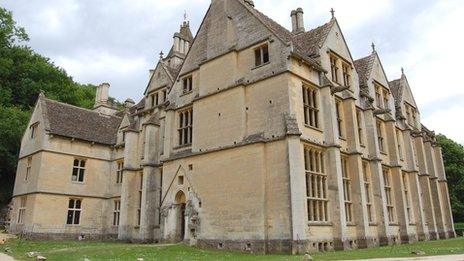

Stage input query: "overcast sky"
[{"left": 2, "top": 0, "right": 464, "bottom": 143}]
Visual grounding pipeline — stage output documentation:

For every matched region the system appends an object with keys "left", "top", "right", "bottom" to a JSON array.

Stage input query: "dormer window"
[
  {"left": 342, "top": 63, "right": 351, "bottom": 88},
  {"left": 183, "top": 76, "right": 193, "bottom": 93},
  {"left": 330, "top": 56, "right": 339, "bottom": 83},
  {"left": 30, "top": 123, "right": 38, "bottom": 139},
  {"left": 254, "top": 44, "right": 269, "bottom": 67}
]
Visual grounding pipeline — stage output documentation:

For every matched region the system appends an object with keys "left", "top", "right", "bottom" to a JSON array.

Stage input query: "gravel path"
[{"left": 0, "top": 253, "right": 14, "bottom": 261}]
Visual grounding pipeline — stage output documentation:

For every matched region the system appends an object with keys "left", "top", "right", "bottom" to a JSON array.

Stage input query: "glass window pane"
[
  {"left": 75, "top": 200, "right": 81, "bottom": 209},
  {"left": 74, "top": 211, "right": 81, "bottom": 224},
  {"left": 67, "top": 210, "right": 74, "bottom": 224}
]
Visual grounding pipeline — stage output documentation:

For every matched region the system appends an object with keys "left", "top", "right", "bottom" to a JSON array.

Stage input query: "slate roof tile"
[{"left": 42, "top": 98, "right": 122, "bottom": 145}]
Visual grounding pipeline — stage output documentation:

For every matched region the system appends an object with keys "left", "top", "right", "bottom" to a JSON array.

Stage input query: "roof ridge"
[
  {"left": 43, "top": 97, "right": 121, "bottom": 119},
  {"left": 304, "top": 19, "right": 335, "bottom": 36},
  {"left": 354, "top": 52, "right": 376, "bottom": 63},
  {"left": 237, "top": 0, "right": 293, "bottom": 44}
]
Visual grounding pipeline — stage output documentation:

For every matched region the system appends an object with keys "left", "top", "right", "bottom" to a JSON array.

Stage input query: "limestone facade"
[{"left": 9, "top": 0, "right": 455, "bottom": 254}]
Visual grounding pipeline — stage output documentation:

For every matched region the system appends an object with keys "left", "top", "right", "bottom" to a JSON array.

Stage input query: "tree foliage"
[
  {"left": 0, "top": 6, "right": 98, "bottom": 207},
  {"left": 436, "top": 134, "right": 464, "bottom": 223}
]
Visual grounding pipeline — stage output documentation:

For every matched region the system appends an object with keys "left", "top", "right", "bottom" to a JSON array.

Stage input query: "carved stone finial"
[
  {"left": 330, "top": 8, "right": 335, "bottom": 18},
  {"left": 371, "top": 42, "right": 376, "bottom": 52},
  {"left": 159, "top": 51, "right": 164, "bottom": 59},
  {"left": 401, "top": 67, "right": 405, "bottom": 75}
]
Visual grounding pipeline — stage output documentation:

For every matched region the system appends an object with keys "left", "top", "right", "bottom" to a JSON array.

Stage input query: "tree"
[
  {"left": 0, "top": 7, "right": 28, "bottom": 47},
  {"left": 0, "top": 6, "right": 101, "bottom": 208},
  {"left": 0, "top": 106, "right": 29, "bottom": 205},
  {"left": 436, "top": 134, "right": 464, "bottom": 223}
]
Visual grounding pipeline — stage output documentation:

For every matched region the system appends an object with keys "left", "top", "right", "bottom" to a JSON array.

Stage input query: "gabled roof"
[
  {"left": 354, "top": 53, "right": 376, "bottom": 88},
  {"left": 389, "top": 78, "right": 402, "bottom": 103},
  {"left": 388, "top": 72, "right": 418, "bottom": 109},
  {"left": 240, "top": 1, "right": 323, "bottom": 68},
  {"left": 178, "top": 0, "right": 324, "bottom": 77},
  {"left": 292, "top": 19, "right": 335, "bottom": 58},
  {"left": 41, "top": 97, "right": 122, "bottom": 145}
]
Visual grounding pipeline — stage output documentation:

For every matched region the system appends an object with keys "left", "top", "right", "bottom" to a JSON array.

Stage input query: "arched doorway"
[{"left": 174, "top": 191, "right": 186, "bottom": 241}]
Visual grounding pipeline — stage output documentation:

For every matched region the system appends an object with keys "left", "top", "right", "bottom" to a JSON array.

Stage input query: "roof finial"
[
  {"left": 184, "top": 10, "right": 188, "bottom": 21},
  {"left": 159, "top": 51, "right": 164, "bottom": 60},
  {"left": 330, "top": 8, "right": 335, "bottom": 18},
  {"left": 401, "top": 67, "right": 405, "bottom": 75},
  {"left": 371, "top": 42, "right": 376, "bottom": 53}
]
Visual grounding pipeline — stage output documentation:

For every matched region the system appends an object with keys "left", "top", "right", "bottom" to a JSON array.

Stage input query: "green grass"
[
  {"left": 1, "top": 237, "right": 464, "bottom": 261},
  {"left": 455, "top": 223, "right": 464, "bottom": 230}
]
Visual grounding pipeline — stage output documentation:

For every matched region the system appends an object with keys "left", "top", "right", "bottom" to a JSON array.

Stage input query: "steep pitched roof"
[
  {"left": 354, "top": 53, "right": 376, "bottom": 88},
  {"left": 292, "top": 19, "right": 335, "bottom": 58},
  {"left": 389, "top": 73, "right": 418, "bottom": 110},
  {"left": 241, "top": 2, "right": 323, "bottom": 68},
  {"left": 41, "top": 97, "right": 122, "bottom": 145},
  {"left": 178, "top": 0, "right": 323, "bottom": 76},
  {"left": 389, "top": 78, "right": 402, "bottom": 103}
]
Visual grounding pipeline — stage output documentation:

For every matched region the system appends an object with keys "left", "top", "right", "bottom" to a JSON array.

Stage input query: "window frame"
[
  {"left": 377, "top": 120, "right": 385, "bottom": 153},
  {"left": 72, "top": 159, "right": 86, "bottom": 183},
  {"left": 17, "top": 196, "right": 27, "bottom": 224},
  {"left": 116, "top": 161, "right": 124, "bottom": 184},
  {"left": 29, "top": 123, "right": 38, "bottom": 139},
  {"left": 182, "top": 76, "right": 193, "bottom": 94},
  {"left": 362, "top": 161, "right": 375, "bottom": 223},
  {"left": 66, "top": 198, "right": 82, "bottom": 225},
  {"left": 113, "top": 200, "right": 121, "bottom": 226},
  {"left": 302, "top": 84, "right": 320, "bottom": 129},
  {"left": 254, "top": 44, "right": 270, "bottom": 67},
  {"left": 330, "top": 55, "right": 339, "bottom": 83},
  {"left": 402, "top": 172, "right": 414, "bottom": 224},
  {"left": 383, "top": 90, "right": 390, "bottom": 110},
  {"left": 304, "top": 146, "right": 329, "bottom": 223},
  {"left": 342, "top": 62, "right": 351, "bottom": 88},
  {"left": 341, "top": 156, "right": 353, "bottom": 223},
  {"left": 177, "top": 108, "right": 193, "bottom": 147},
  {"left": 137, "top": 172, "right": 143, "bottom": 226},
  {"left": 383, "top": 168, "right": 396, "bottom": 224}
]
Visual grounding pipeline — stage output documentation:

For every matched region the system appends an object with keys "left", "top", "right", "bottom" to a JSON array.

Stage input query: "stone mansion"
[{"left": 9, "top": 0, "right": 455, "bottom": 254}]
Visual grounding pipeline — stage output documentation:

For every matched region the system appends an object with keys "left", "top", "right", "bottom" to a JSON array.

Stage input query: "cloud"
[{"left": 2, "top": 0, "right": 463, "bottom": 143}]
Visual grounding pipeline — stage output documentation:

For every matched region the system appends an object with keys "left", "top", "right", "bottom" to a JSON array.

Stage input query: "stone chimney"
[
  {"left": 95, "top": 83, "right": 110, "bottom": 107},
  {"left": 291, "top": 8, "right": 305, "bottom": 34}
]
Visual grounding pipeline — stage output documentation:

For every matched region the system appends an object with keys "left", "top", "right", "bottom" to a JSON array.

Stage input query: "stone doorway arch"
[{"left": 174, "top": 191, "right": 186, "bottom": 242}]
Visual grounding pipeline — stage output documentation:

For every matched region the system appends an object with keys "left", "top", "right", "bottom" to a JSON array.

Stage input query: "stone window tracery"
[
  {"left": 302, "top": 85, "right": 319, "bottom": 128},
  {"left": 304, "top": 146, "right": 328, "bottom": 222}
]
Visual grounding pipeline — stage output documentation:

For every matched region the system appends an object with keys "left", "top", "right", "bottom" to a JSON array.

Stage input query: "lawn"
[{"left": 1, "top": 237, "right": 464, "bottom": 261}]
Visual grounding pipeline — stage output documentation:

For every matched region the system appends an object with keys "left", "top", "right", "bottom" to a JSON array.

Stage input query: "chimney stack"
[
  {"left": 95, "top": 83, "right": 110, "bottom": 107},
  {"left": 291, "top": 8, "right": 305, "bottom": 34}
]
